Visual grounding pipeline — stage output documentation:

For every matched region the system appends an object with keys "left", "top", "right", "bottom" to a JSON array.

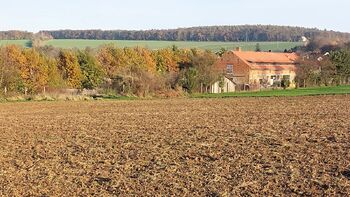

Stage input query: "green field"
[
  {"left": 192, "top": 85, "right": 350, "bottom": 98},
  {"left": 0, "top": 39, "right": 302, "bottom": 51},
  {"left": 0, "top": 40, "right": 31, "bottom": 47}
]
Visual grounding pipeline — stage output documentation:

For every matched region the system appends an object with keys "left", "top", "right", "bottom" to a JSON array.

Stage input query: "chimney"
[{"left": 235, "top": 47, "right": 242, "bottom": 52}]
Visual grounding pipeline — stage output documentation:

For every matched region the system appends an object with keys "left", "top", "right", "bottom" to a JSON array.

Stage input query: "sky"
[{"left": 0, "top": 0, "right": 349, "bottom": 32}]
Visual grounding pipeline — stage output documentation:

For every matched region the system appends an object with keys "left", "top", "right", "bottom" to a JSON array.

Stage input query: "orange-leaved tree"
[
  {"left": 58, "top": 50, "right": 82, "bottom": 88},
  {"left": 0, "top": 45, "right": 26, "bottom": 93},
  {"left": 21, "top": 48, "right": 49, "bottom": 93}
]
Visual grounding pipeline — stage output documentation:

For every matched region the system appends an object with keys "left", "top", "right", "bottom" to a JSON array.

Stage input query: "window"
[{"left": 226, "top": 65, "right": 233, "bottom": 74}]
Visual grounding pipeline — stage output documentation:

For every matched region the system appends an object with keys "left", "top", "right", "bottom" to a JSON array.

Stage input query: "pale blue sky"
[{"left": 0, "top": 0, "right": 349, "bottom": 32}]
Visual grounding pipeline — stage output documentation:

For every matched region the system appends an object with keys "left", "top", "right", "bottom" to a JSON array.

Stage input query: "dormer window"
[{"left": 227, "top": 64, "right": 233, "bottom": 74}]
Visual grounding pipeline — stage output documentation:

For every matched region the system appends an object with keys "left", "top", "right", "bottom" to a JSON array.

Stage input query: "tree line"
[
  {"left": 39, "top": 26, "right": 350, "bottom": 42},
  {"left": 2, "top": 25, "right": 350, "bottom": 42},
  {"left": 0, "top": 31, "right": 33, "bottom": 40},
  {"left": 0, "top": 45, "right": 221, "bottom": 97}
]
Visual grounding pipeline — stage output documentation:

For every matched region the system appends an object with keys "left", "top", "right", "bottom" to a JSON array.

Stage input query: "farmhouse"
[{"left": 212, "top": 48, "right": 299, "bottom": 92}]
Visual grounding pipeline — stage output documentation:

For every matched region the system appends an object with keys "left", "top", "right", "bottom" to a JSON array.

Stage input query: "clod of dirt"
[
  {"left": 342, "top": 170, "right": 350, "bottom": 180},
  {"left": 95, "top": 177, "right": 112, "bottom": 185},
  {"left": 207, "top": 191, "right": 220, "bottom": 197}
]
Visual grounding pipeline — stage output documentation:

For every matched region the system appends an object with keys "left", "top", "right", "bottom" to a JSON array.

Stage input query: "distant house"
[{"left": 212, "top": 48, "right": 299, "bottom": 91}]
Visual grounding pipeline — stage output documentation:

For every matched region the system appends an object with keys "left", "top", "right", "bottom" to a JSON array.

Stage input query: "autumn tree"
[
  {"left": 0, "top": 45, "right": 25, "bottom": 93},
  {"left": 132, "top": 47, "right": 157, "bottom": 73},
  {"left": 154, "top": 48, "right": 179, "bottom": 73},
  {"left": 97, "top": 45, "right": 123, "bottom": 78},
  {"left": 58, "top": 50, "right": 82, "bottom": 88},
  {"left": 46, "top": 57, "right": 65, "bottom": 88},
  {"left": 21, "top": 49, "right": 49, "bottom": 93}
]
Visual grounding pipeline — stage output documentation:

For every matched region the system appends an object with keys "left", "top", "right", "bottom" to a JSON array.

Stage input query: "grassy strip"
[
  {"left": 44, "top": 40, "right": 302, "bottom": 51},
  {"left": 0, "top": 40, "right": 302, "bottom": 52},
  {"left": 1, "top": 86, "right": 349, "bottom": 103},
  {"left": 191, "top": 85, "right": 350, "bottom": 98}
]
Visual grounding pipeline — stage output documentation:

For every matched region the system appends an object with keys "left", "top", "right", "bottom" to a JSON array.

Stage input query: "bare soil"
[{"left": 0, "top": 96, "right": 349, "bottom": 196}]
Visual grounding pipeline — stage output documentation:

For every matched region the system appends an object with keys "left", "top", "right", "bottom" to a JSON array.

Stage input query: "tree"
[
  {"left": 191, "top": 50, "right": 220, "bottom": 93},
  {"left": 295, "top": 58, "right": 320, "bottom": 87},
  {"left": 46, "top": 57, "right": 65, "bottom": 88},
  {"left": 77, "top": 49, "right": 104, "bottom": 89},
  {"left": 0, "top": 45, "right": 25, "bottom": 93},
  {"left": 58, "top": 50, "right": 82, "bottom": 88},
  {"left": 216, "top": 48, "right": 227, "bottom": 57},
  {"left": 21, "top": 49, "right": 49, "bottom": 93},
  {"left": 180, "top": 67, "right": 198, "bottom": 93},
  {"left": 97, "top": 45, "right": 123, "bottom": 78},
  {"left": 319, "top": 58, "right": 337, "bottom": 86},
  {"left": 255, "top": 43, "right": 261, "bottom": 52},
  {"left": 133, "top": 47, "right": 157, "bottom": 73},
  {"left": 154, "top": 48, "right": 179, "bottom": 73},
  {"left": 330, "top": 50, "right": 350, "bottom": 84}
]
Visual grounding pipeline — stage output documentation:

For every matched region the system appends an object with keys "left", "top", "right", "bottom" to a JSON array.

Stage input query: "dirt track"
[{"left": 0, "top": 96, "right": 349, "bottom": 196}]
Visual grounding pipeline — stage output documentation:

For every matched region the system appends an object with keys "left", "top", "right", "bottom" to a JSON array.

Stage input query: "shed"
[{"left": 211, "top": 77, "right": 236, "bottom": 93}]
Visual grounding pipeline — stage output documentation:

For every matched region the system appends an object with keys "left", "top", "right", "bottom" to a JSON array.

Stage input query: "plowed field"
[{"left": 0, "top": 96, "right": 349, "bottom": 196}]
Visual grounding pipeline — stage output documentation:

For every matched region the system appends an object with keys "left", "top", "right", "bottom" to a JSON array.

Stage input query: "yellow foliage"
[{"left": 58, "top": 50, "right": 82, "bottom": 88}]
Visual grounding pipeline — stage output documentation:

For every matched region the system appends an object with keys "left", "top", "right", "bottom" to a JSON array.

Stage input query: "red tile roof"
[{"left": 232, "top": 51, "right": 299, "bottom": 64}]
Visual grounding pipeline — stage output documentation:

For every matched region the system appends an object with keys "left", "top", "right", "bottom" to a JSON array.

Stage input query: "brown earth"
[{"left": 0, "top": 96, "right": 349, "bottom": 196}]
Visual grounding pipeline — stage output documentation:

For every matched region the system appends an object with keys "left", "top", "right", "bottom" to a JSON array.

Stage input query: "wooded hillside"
[
  {"left": 40, "top": 25, "right": 350, "bottom": 42},
  {"left": 1, "top": 25, "right": 350, "bottom": 42}
]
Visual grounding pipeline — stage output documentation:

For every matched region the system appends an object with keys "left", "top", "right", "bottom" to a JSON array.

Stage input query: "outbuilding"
[{"left": 210, "top": 76, "right": 236, "bottom": 93}]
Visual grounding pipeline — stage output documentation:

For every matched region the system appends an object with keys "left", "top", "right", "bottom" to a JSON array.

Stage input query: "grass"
[
  {"left": 0, "top": 39, "right": 303, "bottom": 52},
  {"left": 0, "top": 40, "right": 31, "bottom": 47},
  {"left": 192, "top": 85, "right": 350, "bottom": 98}
]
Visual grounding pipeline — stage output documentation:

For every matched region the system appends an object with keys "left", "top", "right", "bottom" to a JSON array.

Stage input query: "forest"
[{"left": 2, "top": 25, "right": 350, "bottom": 42}]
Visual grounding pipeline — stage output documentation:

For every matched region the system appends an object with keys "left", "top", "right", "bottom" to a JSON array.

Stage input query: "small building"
[
  {"left": 210, "top": 76, "right": 236, "bottom": 93},
  {"left": 214, "top": 48, "right": 299, "bottom": 91}
]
